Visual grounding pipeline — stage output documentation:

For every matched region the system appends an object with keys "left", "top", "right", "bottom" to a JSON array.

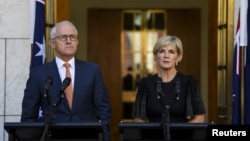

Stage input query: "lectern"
[
  {"left": 119, "top": 122, "right": 208, "bottom": 141},
  {"left": 4, "top": 122, "right": 103, "bottom": 141}
]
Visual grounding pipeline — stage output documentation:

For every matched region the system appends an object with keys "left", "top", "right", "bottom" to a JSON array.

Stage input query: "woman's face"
[{"left": 154, "top": 45, "right": 179, "bottom": 70}]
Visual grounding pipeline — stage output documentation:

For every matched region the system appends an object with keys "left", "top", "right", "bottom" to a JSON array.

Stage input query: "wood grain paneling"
[
  {"left": 55, "top": 0, "right": 70, "bottom": 22},
  {"left": 88, "top": 9, "right": 122, "bottom": 141},
  {"left": 208, "top": 0, "right": 218, "bottom": 123},
  {"left": 166, "top": 9, "right": 201, "bottom": 87}
]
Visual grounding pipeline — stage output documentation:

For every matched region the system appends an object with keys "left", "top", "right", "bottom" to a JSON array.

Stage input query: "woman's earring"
[{"left": 176, "top": 62, "right": 178, "bottom": 66}]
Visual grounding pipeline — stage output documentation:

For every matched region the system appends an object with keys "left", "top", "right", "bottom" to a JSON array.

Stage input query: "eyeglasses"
[{"left": 52, "top": 34, "right": 78, "bottom": 41}]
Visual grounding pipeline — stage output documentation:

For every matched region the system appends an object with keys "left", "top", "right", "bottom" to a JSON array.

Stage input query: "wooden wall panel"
[
  {"left": 166, "top": 9, "right": 201, "bottom": 87},
  {"left": 208, "top": 0, "right": 218, "bottom": 123},
  {"left": 88, "top": 9, "right": 122, "bottom": 141},
  {"left": 56, "top": 0, "right": 70, "bottom": 22}
]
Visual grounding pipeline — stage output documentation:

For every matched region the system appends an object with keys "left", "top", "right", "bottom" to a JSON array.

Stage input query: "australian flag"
[
  {"left": 30, "top": 0, "right": 46, "bottom": 69},
  {"left": 232, "top": 9, "right": 241, "bottom": 124},
  {"left": 244, "top": 0, "right": 250, "bottom": 124},
  {"left": 30, "top": 0, "right": 46, "bottom": 120},
  {"left": 232, "top": 0, "right": 250, "bottom": 124}
]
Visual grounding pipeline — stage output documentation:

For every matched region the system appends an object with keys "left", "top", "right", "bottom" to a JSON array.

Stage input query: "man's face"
[{"left": 50, "top": 23, "right": 79, "bottom": 61}]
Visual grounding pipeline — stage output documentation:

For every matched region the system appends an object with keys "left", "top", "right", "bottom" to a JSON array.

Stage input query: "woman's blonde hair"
[{"left": 153, "top": 35, "right": 183, "bottom": 61}]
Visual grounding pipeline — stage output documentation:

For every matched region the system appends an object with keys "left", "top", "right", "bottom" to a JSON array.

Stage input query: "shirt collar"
[{"left": 55, "top": 57, "right": 75, "bottom": 69}]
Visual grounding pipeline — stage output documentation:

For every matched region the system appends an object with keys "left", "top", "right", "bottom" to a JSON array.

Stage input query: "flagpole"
[
  {"left": 240, "top": 46, "right": 245, "bottom": 124},
  {"left": 46, "top": 0, "right": 55, "bottom": 62},
  {"left": 239, "top": 0, "right": 248, "bottom": 125}
]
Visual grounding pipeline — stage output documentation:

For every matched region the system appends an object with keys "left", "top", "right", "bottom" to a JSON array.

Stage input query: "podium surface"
[
  {"left": 4, "top": 122, "right": 103, "bottom": 141},
  {"left": 119, "top": 122, "right": 208, "bottom": 141}
]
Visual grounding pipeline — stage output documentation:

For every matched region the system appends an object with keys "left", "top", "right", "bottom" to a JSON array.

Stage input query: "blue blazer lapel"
[{"left": 72, "top": 60, "right": 86, "bottom": 109}]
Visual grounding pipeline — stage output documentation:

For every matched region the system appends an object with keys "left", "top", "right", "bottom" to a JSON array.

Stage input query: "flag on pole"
[
  {"left": 244, "top": 0, "right": 250, "bottom": 124},
  {"left": 232, "top": 9, "right": 241, "bottom": 124},
  {"left": 232, "top": 0, "right": 249, "bottom": 124},
  {"left": 30, "top": 0, "right": 46, "bottom": 69},
  {"left": 30, "top": 0, "right": 46, "bottom": 120}
]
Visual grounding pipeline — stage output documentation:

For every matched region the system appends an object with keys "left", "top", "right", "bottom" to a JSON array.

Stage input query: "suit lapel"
[{"left": 72, "top": 60, "right": 86, "bottom": 109}]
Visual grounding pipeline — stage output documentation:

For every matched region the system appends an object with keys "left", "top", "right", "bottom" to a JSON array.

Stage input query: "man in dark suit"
[{"left": 21, "top": 20, "right": 111, "bottom": 141}]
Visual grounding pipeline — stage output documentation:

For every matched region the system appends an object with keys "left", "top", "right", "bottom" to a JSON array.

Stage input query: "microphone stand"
[
  {"left": 162, "top": 105, "right": 171, "bottom": 141},
  {"left": 157, "top": 77, "right": 180, "bottom": 141},
  {"left": 40, "top": 90, "right": 66, "bottom": 141},
  {"left": 157, "top": 91, "right": 171, "bottom": 141},
  {"left": 158, "top": 93, "right": 171, "bottom": 141},
  {"left": 157, "top": 81, "right": 171, "bottom": 141},
  {"left": 40, "top": 106, "right": 53, "bottom": 141}
]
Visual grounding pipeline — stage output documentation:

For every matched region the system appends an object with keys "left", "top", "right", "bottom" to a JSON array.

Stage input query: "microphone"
[
  {"left": 59, "top": 77, "right": 71, "bottom": 95},
  {"left": 174, "top": 78, "right": 181, "bottom": 100},
  {"left": 44, "top": 77, "right": 53, "bottom": 103},
  {"left": 53, "top": 77, "right": 71, "bottom": 107},
  {"left": 156, "top": 77, "right": 164, "bottom": 99}
]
